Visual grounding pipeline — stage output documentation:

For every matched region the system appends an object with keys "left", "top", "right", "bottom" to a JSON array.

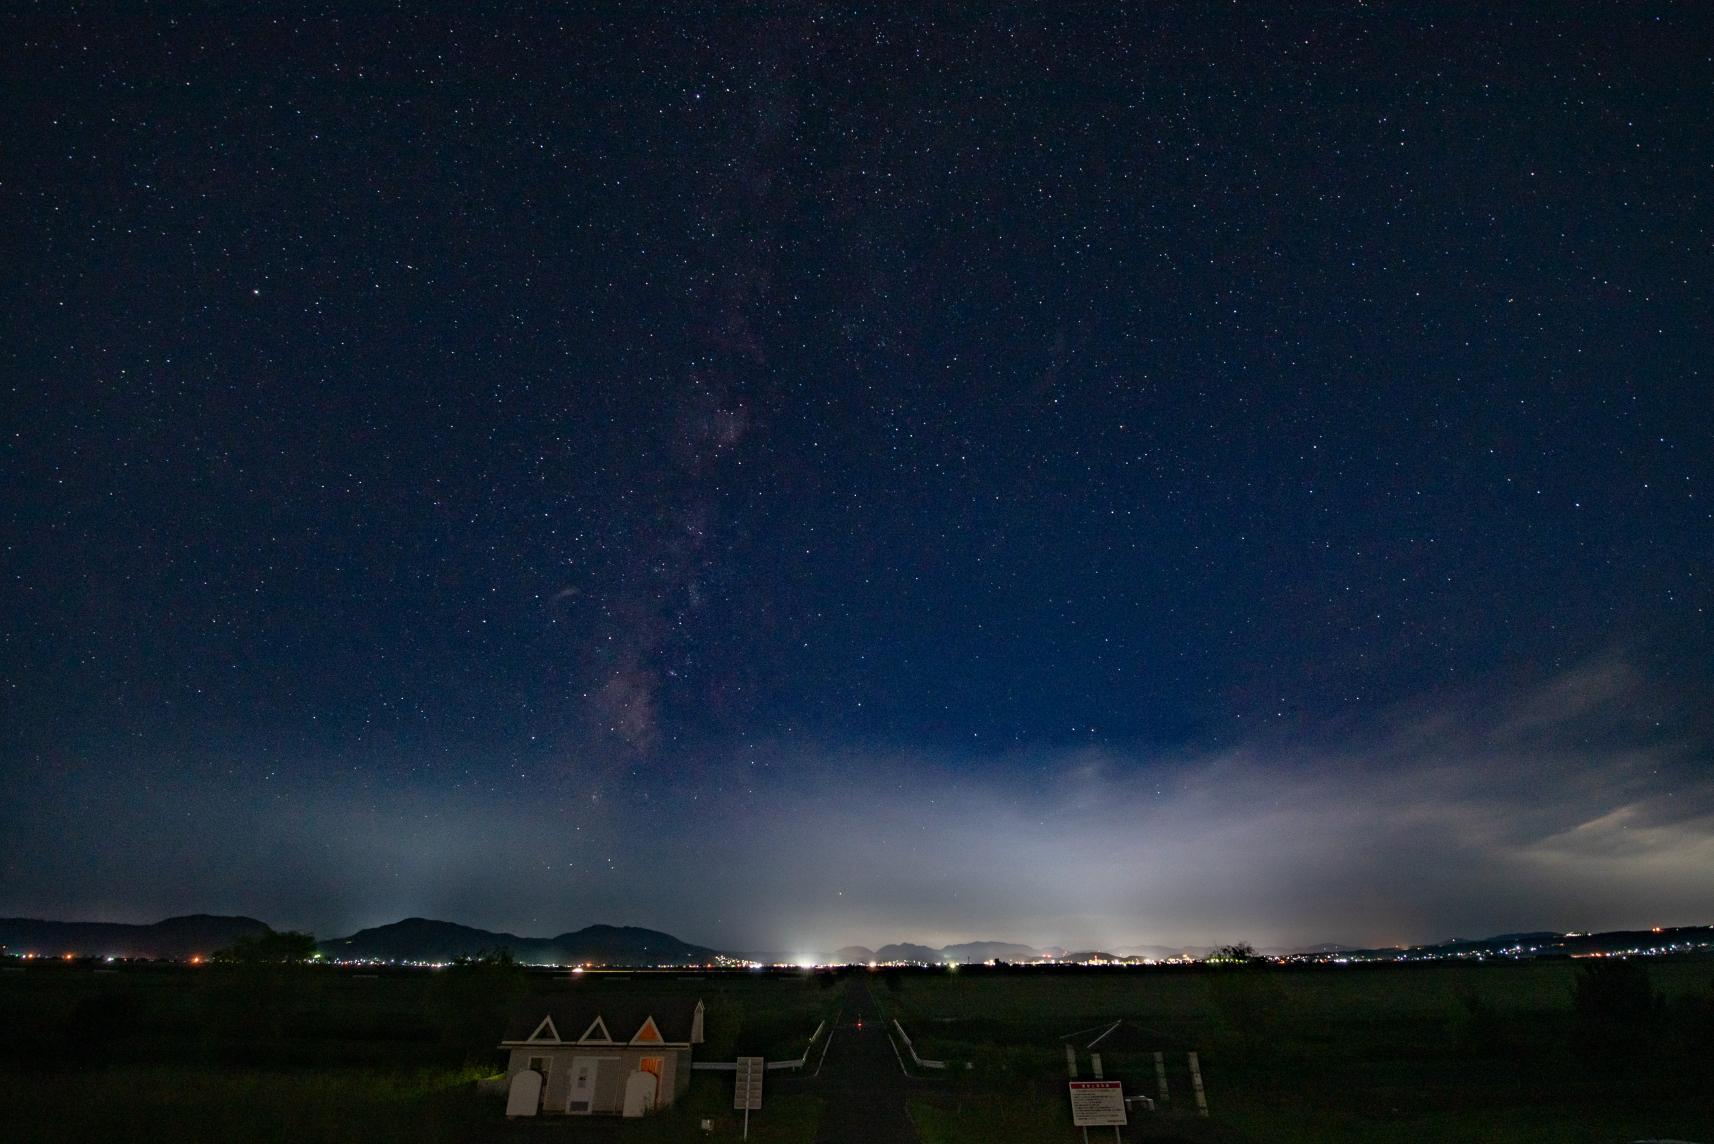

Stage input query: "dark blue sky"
[{"left": 4, "top": 5, "right": 1710, "bottom": 951}]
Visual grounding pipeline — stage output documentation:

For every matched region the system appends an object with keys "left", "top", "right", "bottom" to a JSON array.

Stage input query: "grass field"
[
  {"left": 0, "top": 961, "right": 837, "bottom": 1065},
  {"left": 0, "top": 961, "right": 835, "bottom": 1143},
  {"left": 0, "top": 1064, "right": 823, "bottom": 1144},
  {"left": 883, "top": 958, "right": 1714, "bottom": 1143},
  {"left": 0, "top": 1063, "right": 493, "bottom": 1144},
  {"left": 3, "top": 957, "right": 1710, "bottom": 1142}
]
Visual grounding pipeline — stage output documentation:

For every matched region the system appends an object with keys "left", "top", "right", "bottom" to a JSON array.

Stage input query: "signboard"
[
  {"left": 734, "top": 1056, "right": 764, "bottom": 1111},
  {"left": 1069, "top": 1080, "right": 1127, "bottom": 1127}
]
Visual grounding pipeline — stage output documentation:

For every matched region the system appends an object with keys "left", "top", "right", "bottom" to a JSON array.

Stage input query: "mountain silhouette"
[{"left": 320, "top": 918, "right": 720, "bottom": 965}]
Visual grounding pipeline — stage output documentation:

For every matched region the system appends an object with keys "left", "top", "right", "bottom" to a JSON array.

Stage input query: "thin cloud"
[{"left": 2, "top": 657, "right": 1705, "bottom": 952}]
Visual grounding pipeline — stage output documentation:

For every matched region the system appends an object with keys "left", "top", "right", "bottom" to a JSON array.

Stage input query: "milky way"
[{"left": 4, "top": 5, "right": 1709, "bottom": 948}]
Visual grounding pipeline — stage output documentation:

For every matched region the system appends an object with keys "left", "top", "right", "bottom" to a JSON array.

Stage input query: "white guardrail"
[
  {"left": 692, "top": 1019, "right": 827, "bottom": 1073},
  {"left": 891, "top": 1020, "right": 945, "bottom": 1069}
]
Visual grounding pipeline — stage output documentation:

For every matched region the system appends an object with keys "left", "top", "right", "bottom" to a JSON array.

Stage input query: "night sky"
[{"left": 5, "top": 6, "right": 1711, "bottom": 954}]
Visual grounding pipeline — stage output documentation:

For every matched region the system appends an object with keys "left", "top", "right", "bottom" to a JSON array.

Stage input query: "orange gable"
[{"left": 631, "top": 1016, "right": 664, "bottom": 1044}]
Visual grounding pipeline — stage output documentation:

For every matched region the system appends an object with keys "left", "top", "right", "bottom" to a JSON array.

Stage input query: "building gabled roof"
[
  {"left": 502, "top": 996, "right": 703, "bottom": 1046},
  {"left": 526, "top": 1015, "right": 561, "bottom": 1042}
]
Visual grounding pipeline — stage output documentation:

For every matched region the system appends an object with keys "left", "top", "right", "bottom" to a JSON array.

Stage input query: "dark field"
[
  {"left": 0, "top": 961, "right": 833, "bottom": 1143},
  {"left": 887, "top": 958, "right": 1714, "bottom": 1142},
  {"left": 2, "top": 957, "right": 1711, "bottom": 1142}
]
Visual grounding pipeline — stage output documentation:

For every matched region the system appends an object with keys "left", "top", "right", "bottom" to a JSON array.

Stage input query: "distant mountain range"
[
  {"left": 815, "top": 927, "right": 1714, "bottom": 965},
  {"left": 0, "top": 914, "right": 715, "bottom": 965},
  {"left": 321, "top": 918, "right": 719, "bottom": 966},
  {"left": 6, "top": 913, "right": 1709, "bottom": 966},
  {"left": 832, "top": 945, "right": 876, "bottom": 963},
  {"left": 1116, "top": 944, "right": 1217, "bottom": 960},
  {"left": 0, "top": 914, "right": 271, "bottom": 959},
  {"left": 942, "top": 940, "right": 1043, "bottom": 962},
  {"left": 825, "top": 939, "right": 1199, "bottom": 964}
]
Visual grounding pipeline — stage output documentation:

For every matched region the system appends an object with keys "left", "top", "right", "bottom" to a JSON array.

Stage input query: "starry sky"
[{"left": 5, "top": 5, "right": 1711, "bottom": 953}]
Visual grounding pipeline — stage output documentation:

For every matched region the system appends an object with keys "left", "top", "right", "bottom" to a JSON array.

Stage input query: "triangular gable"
[
  {"left": 630, "top": 1016, "right": 664, "bottom": 1045},
  {"left": 527, "top": 1015, "right": 561, "bottom": 1043},
  {"left": 579, "top": 1016, "right": 612, "bottom": 1043}
]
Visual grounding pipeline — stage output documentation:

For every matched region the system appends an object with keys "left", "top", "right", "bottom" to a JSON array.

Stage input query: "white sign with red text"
[{"left": 1069, "top": 1079, "right": 1127, "bottom": 1126}]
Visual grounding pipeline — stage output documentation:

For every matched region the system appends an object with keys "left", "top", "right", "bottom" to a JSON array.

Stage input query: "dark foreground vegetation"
[
  {"left": 0, "top": 957, "right": 831, "bottom": 1143},
  {"left": 2, "top": 953, "right": 1711, "bottom": 1142},
  {"left": 887, "top": 956, "right": 1714, "bottom": 1142}
]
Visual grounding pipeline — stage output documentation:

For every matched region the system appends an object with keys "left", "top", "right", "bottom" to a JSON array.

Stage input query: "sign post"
[
  {"left": 734, "top": 1056, "right": 764, "bottom": 1139},
  {"left": 1070, "top": 1078, "right": 1127, "bottom": 1142}
]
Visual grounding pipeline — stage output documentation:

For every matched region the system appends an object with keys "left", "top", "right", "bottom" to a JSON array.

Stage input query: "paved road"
[{"left": 811, "top": 977, "right": 920, "bottom": 1144}]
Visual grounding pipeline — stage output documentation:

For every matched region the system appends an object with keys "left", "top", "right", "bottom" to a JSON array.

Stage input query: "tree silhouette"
[{"left": 211, "top": 929, "right": 319, "bottom": 965}]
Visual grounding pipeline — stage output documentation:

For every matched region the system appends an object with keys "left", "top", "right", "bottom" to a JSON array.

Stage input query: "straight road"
[{"left": 812, "top": 977, "right": 920, "bottom": 1144}]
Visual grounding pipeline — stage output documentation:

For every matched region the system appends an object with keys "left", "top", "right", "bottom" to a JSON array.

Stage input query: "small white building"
[{"left": 500, "top": 997, "right": 705, "bottom": 1117}]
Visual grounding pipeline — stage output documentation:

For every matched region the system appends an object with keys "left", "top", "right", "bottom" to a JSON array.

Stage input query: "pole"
[
  {"left": 1153, "top": 1051, "right": 1168, "bottom": 1101},
  {"left": 743, "top": 1106, "right": 749, "bottom": 1139},
  {"left": 1187, "top": 1051, "right": 1208, "bottom": 1118}
]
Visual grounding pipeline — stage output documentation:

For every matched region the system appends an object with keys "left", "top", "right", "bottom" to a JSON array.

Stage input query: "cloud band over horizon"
[{"left": 3, "top": 657, "right": 1708, "bottom": 954}]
